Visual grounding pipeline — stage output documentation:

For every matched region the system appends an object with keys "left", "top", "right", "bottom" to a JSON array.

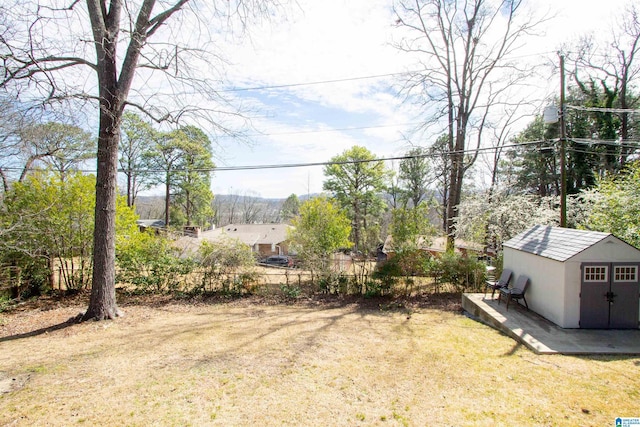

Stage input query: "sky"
[{"left": 160, "top": 0, "right": 630, "bottom": 199}]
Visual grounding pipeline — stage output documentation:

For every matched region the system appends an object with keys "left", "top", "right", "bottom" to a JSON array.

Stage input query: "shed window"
[
  {"left": 584, "top": 266, "right": 607, "bottom": 282},
  {"left": 613, "top": 266, "right": 637, "bottom": 282}
]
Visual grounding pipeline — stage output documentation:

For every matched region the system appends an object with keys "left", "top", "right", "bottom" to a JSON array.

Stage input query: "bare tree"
[
  {"left": 218, "top": 191, "right": 242, "bottom": 226},
  {"left": 0, "top": 96, "right": 30, "bottom": 192},
  {"left": 0, "top": 99, "right": 92, "bottom": 188},
  {"left": 428, "top": 134, "right": 450, "bottom": 231},
  {"left": 393, "top": 0, "right": 544, "bottom": 249},
  {"left": 569, "top": 2, "right": 640, "bottom": 167},
  {"left": 385, "top": 161, "right": 403, "bottom": 210},
  {"left": 19, "top": 122, "right": 95, "bottom": 181},
  {"left": 477, "top": 103, "right": 529, "bottom": 250},
  {"left": 0, "top": 0, "right": 284, "bottom": 320},
  {"left": 241, "top": 190, "right": 263, "bottom": 223}
]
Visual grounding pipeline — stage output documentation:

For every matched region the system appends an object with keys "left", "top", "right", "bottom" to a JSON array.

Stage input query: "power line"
[
  {"left": 4, "top": 138, "right": 637, "bottom": 175},
  {"left": 147, "top": 140, "right": 551, "bottom": 173},
  {"left": 570, "top": 138, "right": 640, "bottom": 148},
  {"left": 218, "top": 71, "right": 410, "bottom": 93},
  {"left": 219, "top": 49, "right": 559, "bottom": 93},
  {"left": 3, "top": 141, "right": 543, "bottom": 175},
  {"left": 566, "top": 105, "right": 640, "bottom": 114},
  {"left": 218, "top": 121, "right": 424, "bottom": 138}
]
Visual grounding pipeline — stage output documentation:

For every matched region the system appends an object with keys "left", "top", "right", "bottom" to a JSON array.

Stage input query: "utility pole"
[{"left": 559, "top": 53, "right": 567, "bottom": 228}]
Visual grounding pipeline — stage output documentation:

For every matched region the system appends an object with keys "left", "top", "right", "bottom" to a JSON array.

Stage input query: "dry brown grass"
[{"left": 1, "top": 293, "right": 639, "bottom": 426}]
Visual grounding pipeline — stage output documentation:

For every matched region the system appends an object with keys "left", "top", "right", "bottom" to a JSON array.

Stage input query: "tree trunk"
[
  {"left": 619, "top": 78, "right": 629, "bottom": 168},
  {"left": 446, "top": 130, "right": 465, "bottom": 252},
  {"left": 127, "top": 171, "right": 133, "bottom": 207},
  {"left": 165, "top": 171, "right": 171, "bottom": 227},
  {"left": 185, "top": 188, "right": 192, "bottom": 226},
  {"left": 83, "top": 101, "right": 122, "bottom": 320},
  {"left": 48, "top": 255, "right": 56, "bottom": 291},
  {"left": 0, "top": 168, "right": 8, "bottom": 193},
  {"left": 445, "top": 156, "right": 461, "bottom": 252},
  {"left": 352, "top": 200, "right": 361, "bottom": 253}
]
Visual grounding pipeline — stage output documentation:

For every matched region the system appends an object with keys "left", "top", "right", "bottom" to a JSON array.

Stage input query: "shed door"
[
  {"left": 580, "top": 263, "right": 640, "bottom": 329},
  {"left": 610, "top": 264, "right": 639, "bottom": 329},
  {"left": 580, "top": 263, "right": 610, "bottom": 328}
]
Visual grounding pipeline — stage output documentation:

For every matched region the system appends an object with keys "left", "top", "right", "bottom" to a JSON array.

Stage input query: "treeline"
[{"left": 0, "top": 108, "right": 217, "bottom": 230}]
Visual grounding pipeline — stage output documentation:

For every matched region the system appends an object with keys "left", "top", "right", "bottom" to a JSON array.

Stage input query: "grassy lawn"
[{"left": 1, "top": 294, "right": 639, "bottom": 426}]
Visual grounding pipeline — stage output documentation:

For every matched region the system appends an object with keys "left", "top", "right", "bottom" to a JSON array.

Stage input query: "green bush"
[
  {"left": 21, "top": 260, "right": 51, "bottom": 297},
  {"left": 373, "top": 250, "right": 432, "bottom": 295},
  {"left": 371, "top": 265, "right": 398, "bottom": 295},
  {"left": 0, "top": 294, "right": 12, "bottom": 312},
  {"left": 116, "top": 231, "right": 195, "bottom": 293},
  {"left": 363, "top": 280, "right": 387, "bottom": 298},
  {"left": 197, "top": 237, "right": 257, "bottom": 295},
  {"left": 280, "top": 283, "right": 302, "bottom": 298},
  {"left": 432, "top": 252, "right": 486, "bottom": 292},
  {"left": 0, "top": 255, "right": 51, "bottom": 298}
]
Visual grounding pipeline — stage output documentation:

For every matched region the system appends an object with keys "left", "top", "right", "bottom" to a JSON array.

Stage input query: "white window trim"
[
  {"left": 584, "top": 266, "right": 608, "bottom": 282},
  {"left": 613, "top": 265, "right": 638, "bottom": 283}
]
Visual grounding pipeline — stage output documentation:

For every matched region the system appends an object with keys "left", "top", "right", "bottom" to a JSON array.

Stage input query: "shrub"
[
  {"left": 0, "top": 255, "right": 50, "bottom": 298},
  {"left": 280, "top": 283, "right": 301, "bottom": 298},
  {"left": 197, "top": 237, "right": 257, "bottom": 295},
  {"left": 373, "top": 250, "right": 431, "bottom": 295},
  {"left": 364, "top": 280, "right": 386, "bottom": 298},
  {"left": 432, "top": 252, "right": 486, "bottom": 292},
  {"left": 116, "top": 231, "right": 194, "bottom": 293},
  {"left": 0, "top": 294, "right": 11, "bottom": 312},
  {"left": 372, "top": 261, "right": 399, "bottom": 294}
]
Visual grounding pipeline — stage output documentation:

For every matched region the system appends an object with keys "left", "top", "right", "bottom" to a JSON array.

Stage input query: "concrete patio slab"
[{"left": 462, "top": 293, "right": 640, "bottom": 355}]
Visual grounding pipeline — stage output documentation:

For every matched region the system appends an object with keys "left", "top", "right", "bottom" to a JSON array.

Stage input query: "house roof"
[
  {"left": 199, "top": 223, "right": 292, "bottom": 247},
  {"left": 382, "top": 235, "right": 482, "bottom": 254},
  {"left": 136, "top": 219, "right": 165, "bottom": 228},
  {"left": 503, "top": 225, "right": 613, "bottom": 262}
]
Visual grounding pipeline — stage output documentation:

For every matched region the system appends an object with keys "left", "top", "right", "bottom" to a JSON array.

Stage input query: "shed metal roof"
[{"left": 503, "top": 225, "right": 612, "bottom": 262}]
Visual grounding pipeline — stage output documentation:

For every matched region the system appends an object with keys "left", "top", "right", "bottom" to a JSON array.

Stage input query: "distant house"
[
  {"left": 379, "top": 235, "right": 483, "bottom": 261},
  {"left": 175, "top": 223, "right": 294, "bottom": 257},
  {"left": 136, "top": 219, "right": 165, "bottom": 233},
  {"left": 503, "top": 225, "right": 640, "bottom": 329}
]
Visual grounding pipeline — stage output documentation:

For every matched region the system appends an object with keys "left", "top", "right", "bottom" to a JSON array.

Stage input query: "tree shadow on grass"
[{"left": 0, "top": 315, "right": 81, "bottom": 343}]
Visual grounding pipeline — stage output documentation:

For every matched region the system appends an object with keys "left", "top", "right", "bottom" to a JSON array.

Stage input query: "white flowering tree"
[{"left": 455, "top": 191, "right": 559, "bottom": 250}]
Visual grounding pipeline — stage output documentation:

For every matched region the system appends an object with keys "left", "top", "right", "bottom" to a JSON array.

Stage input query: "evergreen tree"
[
  {"left": 280, "top": 194, "right": 300, "bottom": 222},
  {"left": 398, "top": 147, "right": 431, "bottom": 208},
  {"left": 323, "top": 146, "right": 387, "bottom": 254}
]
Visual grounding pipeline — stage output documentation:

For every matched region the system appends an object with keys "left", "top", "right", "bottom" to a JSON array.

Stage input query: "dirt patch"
[{"left": 0, "top": 372, "right": 30, "bottom": 394}]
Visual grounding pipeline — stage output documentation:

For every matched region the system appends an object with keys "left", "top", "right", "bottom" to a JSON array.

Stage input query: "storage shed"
[{"left": 503, "top": 225, "right": 640, "bottom": 329}]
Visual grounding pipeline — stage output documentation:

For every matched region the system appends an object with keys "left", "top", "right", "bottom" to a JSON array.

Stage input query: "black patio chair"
[
  {"left": 498, "top": 275, "right": 530, "bottom": 310},
  {"left": 484, "top": 268, "right": 512, "bottom": 299}
]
